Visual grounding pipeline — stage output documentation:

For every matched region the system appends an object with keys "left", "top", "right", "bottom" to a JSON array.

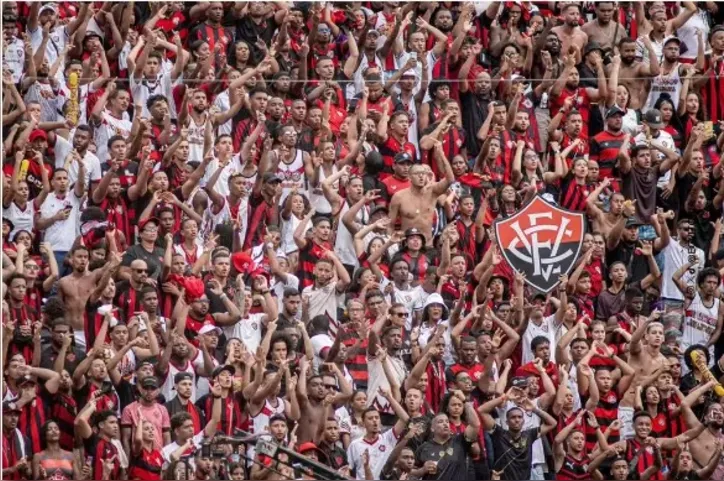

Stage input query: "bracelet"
[{"left": 261, "top": 290, "right": 271, "bottom": 295}]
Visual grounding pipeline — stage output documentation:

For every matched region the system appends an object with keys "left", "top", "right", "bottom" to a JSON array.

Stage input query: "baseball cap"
[
  {"left": 625, "top": 217, "right": 644, "bottom": 228},
  {"left": 663, "top": 36, "right": 681, "bottom": 47},
  {"left": 262, "top": 172, "right": 283, "bottom": 184},
  {"left": 584, "top": 41, "right": 603, "bottom": 56},
  {"left": 136, "top": 359, "right": 155, "bottom": 371},
  {"left": 199, "top": 324, "right": 222, "bottom": 336},
  {"left": 2, "top": 400, "right": 21, "bottom": 413},
  {"left": 269, "top": 413, "right": 287, "bottom": 424},
  {"left": 394, "top": 152, "right": 413, "bottom": 164},
  {"left": 138, "top": 217, "right": 160, "bottom": 231},
  {"left": 140, "top": 376, "right": 160, "bottom": 389},
  {"left": 643, "top": 109, "right": 665, "bottom": 130},
  {"left": 369, "top": 205, "right": 388, "bottom": 217},
  {"left": 405, "top": 227, "right": 424, "bottom": 239},
  {"left": 29, "top": 129, "right": 48, "bottom": 142},
  {"left": 39, "top": 5, "right": 58, "bottom": 16},
  {"left": 174, "top": 372, "right": 193, "bottom": 384},
  {"left": 212, "top": 364, "right": 235, "bottom": 378},
  {"left": 297, "top": 442, "right": 324, "bottom": 456},
  {"left": 605, "top": 105, "right": 626, "bottom": 119}
]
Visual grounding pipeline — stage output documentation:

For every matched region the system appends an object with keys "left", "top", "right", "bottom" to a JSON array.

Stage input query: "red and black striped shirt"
[
  {"left": 297, "top": 241, "right": 329, "bottom": 289},
  {"left": 587, "top": 390, "right": 620, "bottom": 451},
  {"left": 625, "top": 438, "right": 665, "bottom": 480},
  {"left": 49, "top": 391, "right": 77, "bottom": 451},
  {"left": 559, "top": 178, "right": 591, "bottom": 213},
  {"left": 85, "top": 434, "right": 121, "bottom": 481},
  {"left": 556, "top": 453, "right": 591, "bottom": 480},
  {"left": 129, "top": 447, "right": 163, "bottom": 481},
  {"left": 702, "top": 56, "right": 724, "bottom": 123},
  {"left": 590, "top": 130, "right": 626, "bottom": 180}
]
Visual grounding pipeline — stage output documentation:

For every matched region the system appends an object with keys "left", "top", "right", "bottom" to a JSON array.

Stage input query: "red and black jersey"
[
  {"left": 550, "top": 87, "right": 593, "bottom": 138},
  {"left": 128, "top": 447, "right": 163, "bottom": 481},
  {"left": 377, "top": 135, "right": 417, "bottom": 172},
  {"left": 297, "top": 241, "right": 329, "bottom": 289},
  {"left": 425, "top": 359, "right": 447, "bottom": 414},
  {"left": 185, "top": 313, "right": 215, "bottom": 347},
  {"left": 587, "top": 390, "right": 620, "bottom": 451},
  {"left": 84, "top": 302, "right": 125, "bottom": 350},
  {"left": 84, "top": 434, "right": 121, "bottom": 481},
  {"left": 244, "top": 192, "right": 277, "bottom": 251},
  {"left": 18, "top": 387, "right": 46, "bottom": 453},
  {"left": 663, "top": 394, "right": 685, "bottom": 438},
  {"left": 559, "top": 177, "right": 591, "bottom": 213},
  {"left": 420, "top": 123, "right": 466, "bottom": 177},
  {"left": 625, "top": 438, "right": 665, "bottom": 480},
  {"left": 97, "top": 194, "right": 134, "bottom": 248},
  {"left": 114, "top": 282, "right": 144, "bottom": 319},
  {"left": 196, "top": 393, "right": 242, "bottom": 436},
  {"left": 590, "top": 130, "right": 626, "bottom": 180},
  {"left": 340, "top": 326, "right": 369, "bottom": 389},
  {"left": 49, "top": 391, "right": 77, "bottom": 451},
  {"left": 702, "top": 56, "right": 724, "bottom": 123},
  {"left": 499, "top": 130, "right": 535, "bottom": 185},
  {"left": 2, "top": 159, "right": 53, "bottom": 200},
  {"left": 101, "top": 160, "right": 139, "bottom": 192},
  {"left": 556, "top": 453, "right": 591, "bottom": 480},
  {"left": 454, "top": 219, "right": 480, "bottom": 267},
  {"left": 188, "top": 23, "right": 233, "bottom": 59}
]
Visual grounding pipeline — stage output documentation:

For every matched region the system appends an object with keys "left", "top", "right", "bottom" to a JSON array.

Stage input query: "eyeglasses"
[
  {"left": 143, "top": 227, "right": 159, "bottom": 233},
  {"left": 24, "top": 265, "right": 40, "bottom": 271}
]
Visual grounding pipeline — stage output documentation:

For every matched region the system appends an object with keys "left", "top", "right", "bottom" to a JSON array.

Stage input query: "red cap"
[
  {"left": 138, "top": 217, "right": 160, "bottom": 232},
  {"left": 297, "top": 442, "right": 321, "bottom": 454},
  {"left": 29, "top": 129, "right": 48, "bottom": 143},
  {"left": 231, "top": 251, "right": 255, "bottom": 274}
]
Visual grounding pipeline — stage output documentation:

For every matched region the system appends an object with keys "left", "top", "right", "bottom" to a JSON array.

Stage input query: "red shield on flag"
[{"left": 494, "top": 195, "right": 585, "bottom": 293}]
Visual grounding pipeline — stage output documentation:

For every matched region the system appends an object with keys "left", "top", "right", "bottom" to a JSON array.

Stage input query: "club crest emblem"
[{"left": 494, "top": 195, "right": 585, "bottom": 293}]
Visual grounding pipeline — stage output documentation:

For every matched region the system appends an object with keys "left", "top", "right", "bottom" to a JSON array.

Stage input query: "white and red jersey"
[
  {"left": 276, "top": 149, "right": 306, "bottom": 204},
  {"left": 94, "top": 110, "right": 132, "bottom": 163},
  {"left": 250, "top": 397, "right": 286, "bottom": 435},
  {"left": 347, "top": 428, "right": 400, "bottom": 480},
  {"left": 159, "top": 359, "right": 197, "bottom": 403}
]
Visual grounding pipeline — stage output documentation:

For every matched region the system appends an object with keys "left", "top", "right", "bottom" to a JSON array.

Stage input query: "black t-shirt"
[
  {"left": 415, "top": 433, "right": 474, "bottom": 481},
  {"left": 489, "top": 426, "right": 539, "bottom": 481},
  {"left": 606, "top": 241, "right": 660, "bottom": 284},
  {"left": 121, "top": 244, "right": 166, "bottom": 282},
  {"left": 39, "top": 344, "right": 86, "bottom": 376}
]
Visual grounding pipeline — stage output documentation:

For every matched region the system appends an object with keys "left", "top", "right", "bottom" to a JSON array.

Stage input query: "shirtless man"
[
  {"left": 610, "top": 37, "right": 660, "bottom": 111},
  {"left": 295, "top": 357, "right": 352, "bottom": 443},
  {"left": 551, "top": 4, "right": 588, "bottom": 61},
  {"left": 388, "top": 142, "right": 454, "bottom": 246},
  {"left": 581, "top": 2, "right": 625, "bottom": 52},
  {"left": 680, "top": 398, "right": 724, "bottom": 480},
  {"left": 586, "top": 179, "right": 626, "bottom": 236},
  {"left": 58, "top": 246, "right": 121, "bottom": 349},
  {"left": 617, "top": 318, "right": 667, "bottom": 440}
]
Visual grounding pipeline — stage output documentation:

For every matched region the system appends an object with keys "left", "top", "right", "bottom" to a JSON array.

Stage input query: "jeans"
[
  {"left": 53, "top": 250, "right": 69, "bottom": 276},
  {"left": 530, "top": 464, "right": 545, "bottom": 480}
]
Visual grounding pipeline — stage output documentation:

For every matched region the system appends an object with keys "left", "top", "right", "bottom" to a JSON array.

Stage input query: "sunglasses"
[
  {"left": 392, "top": 312, "right": 408, "bottom": 317},
  {"left": 133, "top": 268, "right": 148, "bottom": 274}
]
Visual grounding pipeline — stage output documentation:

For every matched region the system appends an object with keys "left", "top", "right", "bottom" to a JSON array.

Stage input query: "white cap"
[{"left": 199, "top": 324, "right": 222, "bottom": 336}]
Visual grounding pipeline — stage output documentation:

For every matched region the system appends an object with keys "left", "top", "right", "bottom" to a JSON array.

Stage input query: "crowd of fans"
[{"left": 3, "top": 1, "right": 724, "bottom": 480}]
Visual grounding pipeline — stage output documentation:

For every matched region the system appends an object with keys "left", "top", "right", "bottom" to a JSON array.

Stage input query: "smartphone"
[{"left": 409, "top": 52, "right": 417, "bottom": 60}]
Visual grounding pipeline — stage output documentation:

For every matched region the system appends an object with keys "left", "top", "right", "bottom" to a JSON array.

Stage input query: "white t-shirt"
[
  {"left": 378, "top": 278, "right": 425, "bottom": 330},
  {"left": 39, "top": 190, "right": 83, "bottom": 251},
  {"left": 3, "top": 37, "right": 25, "bottom": 83},
  {"left": 310, "top": 333, "right": 334, "bottom": 373},
  {"left": 522, "top": 315, "right": 559, "bottom": 365},
  {"left": 54, "top": 135, "right": 102, "bottom": 189},
  {"left": 93, "top": 110, "right": 132, "bottom": 163},
  {"left": 302, "top": 283, "right": 343, "bottom": 337},
  {"left": 161, "top": 432, "right": 205, "bottom": 471},
  {"left": 201, "top": 155, "right": 244, "bottom": 198},
  {"left": 271, "top": 273, "right": 300, "bottom": 314},
  {"left": 347, "top": 428, "right": 400, "bottom": 480},
  {"left": 5, "top": 201, "right": 36, "bottom": 239},
  {"left": 29, "top": 23, "right": 68, "bottom": 65},
  {"left": 224, "top": 313, "right": 265, "bottom": 353},
  {"left": 661, "top": 241, "right": 705, "bottom": 301},
  {"left": 130, "top": 73, "right": 175, "bottom": 119}
]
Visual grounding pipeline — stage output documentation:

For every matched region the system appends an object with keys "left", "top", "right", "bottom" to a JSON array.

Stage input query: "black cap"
[
  {"left": 269, "top": 413, "right": 287, "bottom": 424},
  {"left": 584, "top": 41, "right": 603, "bottom": 56},
  {"left": 625, "top": 217, "right": 644, "bottom": 228},
  {"left": 2, "top": 400, "right": 21, "bottom": 413},
  {"left": 174, "top": 372, "right": 193, "bottom": 384},
  {"left": 605, "top": 105, "right": 626, "bottom": 119},
  {"left": 404, "top": 227, "right": 424, "bottom": 239},
  {"left": 136, "top": 359, "right": 156, "bottom": 371},
  {"left": 511, "top": 376, "right": 529, "bottom": 388},
  {"left": 212, "top": 364, "right": 235, "bottom": 378},
  {"left": 394, "top": 152, "right": 413, "bottom": 164},
  {"left": 262, "top": 172, "right": 283, "bottom": 184},
  {"left": 140, "top": 376, "right": 160, "bottom": 389},
  {"left": 369, "top": 205, "right": 388, "bottom": 217},
  {"left": 643, "top": 109, "right": 665, "bottom": 130}
]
